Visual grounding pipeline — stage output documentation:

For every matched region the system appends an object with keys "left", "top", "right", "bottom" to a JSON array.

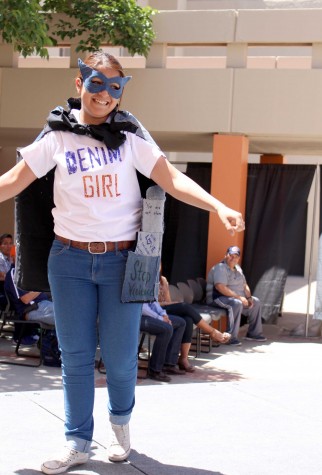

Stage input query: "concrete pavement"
[{"left": 1, "top": 312, "right": 322, "bottom": 475}]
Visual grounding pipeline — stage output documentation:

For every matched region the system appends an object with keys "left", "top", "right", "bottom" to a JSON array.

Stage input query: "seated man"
[
  {"left": 0, "top": 233, "right": 14, "bottom": 280},
  {"left": 5, "top": 267, "right": 55, "bottom": 344},
  {"left": 0, "top": 233, "right": 14, "bottom": 310},
  {"left": 206, "top": 246, "right": 266, "bottom": 346},
  {"left": 141, "top": 302, "right": 186, "bottom": 382}
]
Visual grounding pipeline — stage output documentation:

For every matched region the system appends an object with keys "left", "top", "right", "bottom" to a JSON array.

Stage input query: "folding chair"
[{"left": 137, "top": 331, "right": 153, "bottom": 379}]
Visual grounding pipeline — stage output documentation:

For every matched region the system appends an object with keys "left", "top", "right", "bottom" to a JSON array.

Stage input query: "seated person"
[
  {"left": 0, "top": 280, "right": 6, "bottom": 311},
  {"left": 0, "top": 233, "right": 14, "bottom": 310},
  {"left": 159, "top": 274, "right": 230, "bottom": 372},
  {"left": 206, "top": 246, "right": 266, "bottom": 346},
  {"left": 141, "top": 302, "right": 186, "bottom": 382},
  {"left": 0, "top": 233, "right": 14, "bottom": 279},
  {"left": 5, "top": 267, "right": 55, "bottom": 344}
]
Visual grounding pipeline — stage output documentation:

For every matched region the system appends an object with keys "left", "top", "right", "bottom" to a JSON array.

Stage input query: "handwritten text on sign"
[
  {"left": 135, "top": 232, "right": 162, "bottom": 257},
  {"left": 141, "top": 199, "right": 164, "bottom": 233},
  {"left": 121, "top": 252, "right": 160, "bottom": 302}
]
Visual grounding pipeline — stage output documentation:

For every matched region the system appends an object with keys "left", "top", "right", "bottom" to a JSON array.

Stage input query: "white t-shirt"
[{"left": 20, "top": 114, "right": 164, "bottom": 241}]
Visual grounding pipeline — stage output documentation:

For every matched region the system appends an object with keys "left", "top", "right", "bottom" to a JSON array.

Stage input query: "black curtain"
[
  {"left": 162, "top": 163, "right": 211, "bottom": 283},
  {"left": 243, "top": 164, "right": 315, "bottom": 322}
]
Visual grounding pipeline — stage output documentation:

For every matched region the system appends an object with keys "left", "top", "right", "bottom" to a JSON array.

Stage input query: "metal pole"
[{"left": 306, "top": 165, "right": 319, "bottom": 337}]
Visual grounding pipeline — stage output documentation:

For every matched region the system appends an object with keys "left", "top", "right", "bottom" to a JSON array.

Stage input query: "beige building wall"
[{"left": 1, "top": 5, "right": 322, "bottom": 276}]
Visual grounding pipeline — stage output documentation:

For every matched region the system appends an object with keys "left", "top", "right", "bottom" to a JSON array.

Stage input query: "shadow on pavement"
[
  {"left": 14, "top": 451, "right": 224, "bottom": 475},
  {"left": 128, "top": 450, "right": 225, "bottom": 474}
]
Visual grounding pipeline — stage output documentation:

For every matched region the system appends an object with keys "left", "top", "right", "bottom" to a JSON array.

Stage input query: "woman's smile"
[{"left": 93, "top": 97, "right": 109, "bottom": 106}]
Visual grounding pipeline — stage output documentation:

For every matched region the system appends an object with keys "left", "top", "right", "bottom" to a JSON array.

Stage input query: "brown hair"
[{"left": 77, "top": 51, "right": 125, "bottom": 79}]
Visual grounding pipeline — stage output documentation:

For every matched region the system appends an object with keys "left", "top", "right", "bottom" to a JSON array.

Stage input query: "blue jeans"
[
  {"left": 140, "top": 314, "right": 186, "bottom": 372},
  {"left": 214, "top": 296, "right": 263, "bottom": 340},
  {"left": 48, "top": 239, "right": 141, "bottom": 453},
  {"left": 161, "top": 302, "right": 202, "bottom": 343},
  {"left": 27, "top": 300, "right": 55, "bottom": 325}
]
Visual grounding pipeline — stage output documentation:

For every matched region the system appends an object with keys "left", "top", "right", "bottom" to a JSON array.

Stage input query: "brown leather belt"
[{"left": 55, "top": 234, "right": 135, "bottom": 254}]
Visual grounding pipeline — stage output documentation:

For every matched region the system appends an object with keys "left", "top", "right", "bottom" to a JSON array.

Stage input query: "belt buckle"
[{"left": 88, "top": 241, "right": 107, "bottom": 254}]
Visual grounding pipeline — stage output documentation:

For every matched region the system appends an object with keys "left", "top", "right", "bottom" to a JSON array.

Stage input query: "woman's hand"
[
  {"left": 163, "top": 314, "right": 172, "bottom": 325},
  {"left": 216, "top": 205, "right": 245, "bottom": 236},
  {"left": 151, "top": 158, "right": 246, "bottom": 235}
]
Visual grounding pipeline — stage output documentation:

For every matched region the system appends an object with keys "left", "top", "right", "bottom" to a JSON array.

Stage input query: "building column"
[
  {"left": 0, "top": 44, "right": 19, "bottom": 67},
  {"left": 206, "top": 134, "right": 249, "bottom": 274}
]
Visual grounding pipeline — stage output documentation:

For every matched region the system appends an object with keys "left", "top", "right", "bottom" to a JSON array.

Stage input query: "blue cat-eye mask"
[{"left": 78, "top": 58, "right": 131, "bottom": 99}]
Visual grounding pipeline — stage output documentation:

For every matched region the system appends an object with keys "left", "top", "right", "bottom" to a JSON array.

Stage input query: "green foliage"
[
  {"left": 0, "top": 0, "right": 157, "bottom": 58},
  {"left": 0, "top": 0, "right": 52, "bottom": 58}
]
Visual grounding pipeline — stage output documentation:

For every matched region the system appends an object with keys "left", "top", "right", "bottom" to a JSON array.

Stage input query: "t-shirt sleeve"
[
  {"left": 19, "top": 133, "right": 58, "bottom": 178},
  {"left": 127, "top": 133, "right": 165, "bottom": 178},
  {"left": 212, "top": 264, "right": 228, "bottom": 285}
]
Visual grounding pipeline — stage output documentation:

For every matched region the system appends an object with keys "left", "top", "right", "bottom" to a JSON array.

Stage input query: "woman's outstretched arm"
[
  {"left": 151, "top": 157, "right": 245, "bottom": 235},
  {"left": 0, "top": 160, "right": 37, "bottom": 202}
]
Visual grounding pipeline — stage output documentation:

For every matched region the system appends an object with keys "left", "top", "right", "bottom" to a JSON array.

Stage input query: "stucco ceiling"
[{"left": 151, "top": 131, "right": 322, "bottom": 156}]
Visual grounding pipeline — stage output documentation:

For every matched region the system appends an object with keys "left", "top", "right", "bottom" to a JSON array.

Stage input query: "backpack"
[{"left": 41, "top": 329, "right": 61, "bottom": 367}]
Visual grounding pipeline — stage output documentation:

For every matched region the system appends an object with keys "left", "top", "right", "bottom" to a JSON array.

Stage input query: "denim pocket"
[
  {"left": 117, "top": 248, "right": 130, "bottom": 261},
  {"left": 49, "top": 239, "right": 70, "bottom": 256}
]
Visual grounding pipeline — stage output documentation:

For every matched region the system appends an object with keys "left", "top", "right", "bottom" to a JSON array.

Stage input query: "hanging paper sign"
[
  {"left": 135, "top": 232, "right": 163, "bottom": 257},
  {"left": 141, "top": 199, "right": 165, "bottom": 233},
  {"left": 121, "top": 185, "right": 165, "bottom": 303},
  {"left": 121, "top": 252, "right": 160, "bottom": 303}
]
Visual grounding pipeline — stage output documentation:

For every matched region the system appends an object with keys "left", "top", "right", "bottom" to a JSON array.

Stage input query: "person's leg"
[
  {"left": 41, "top": 241, "right": 97, "bottom": 474},
  {"left": 97, "top": 248, "right": 142, "bottom": 463},
  {"left": 163, "top": 302, "right": 201, "bottom": 337},
  {"left": 163, "top": 303, "right": 229, "bottom": 368},
  {"left": 0, "top": 293, "right": 6, "bottom": 310},
  {"left": 163, "top": 303, "right": 196, "bottom": 370},
  {"left": 214, "top": 297, "right": 243, "bottom": 341},
  {"left": 165, "top": 302, "right": 230, "bottom": 342},
  {"left": 178, "top": 342, "right": 193, "bottom": 371},
  {"left": 27, "top": 300, "right": 55, "bottom": 325},
  {"left": 97, "top": 251, "right": 142, "bottom": 424},
  {"left": 176, "top": 314, "right": 194, "bottom": 371},
  {"left": 196, "top": 318, "right": 231, "bottom": 343},
  {"left": 140, "top": 315, "right": 173, "bottom": 372},
  {"left": 165, "top": 315, "right": 186, "bottom": 366},
  {"left": 48, "top": 242, "right": 98, "bottom": 453},
  {"left": 243, "top": 297, "right": 265, "bottom": 338}
]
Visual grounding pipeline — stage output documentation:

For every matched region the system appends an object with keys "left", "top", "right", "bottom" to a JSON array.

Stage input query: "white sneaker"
[
  {"left": 41, "top": 447, "right": 89, "bottom": 474},
  {"left": 108, "top": 423, "right": 131, "bottom": 462}
]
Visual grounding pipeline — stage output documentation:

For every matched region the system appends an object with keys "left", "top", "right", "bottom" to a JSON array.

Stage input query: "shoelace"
[
  {"left": 60, "top": 448, "right": 78, "bottom": 464},
  {"left": 110, "top": 426, "right": 127, "bottom": 446}
]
